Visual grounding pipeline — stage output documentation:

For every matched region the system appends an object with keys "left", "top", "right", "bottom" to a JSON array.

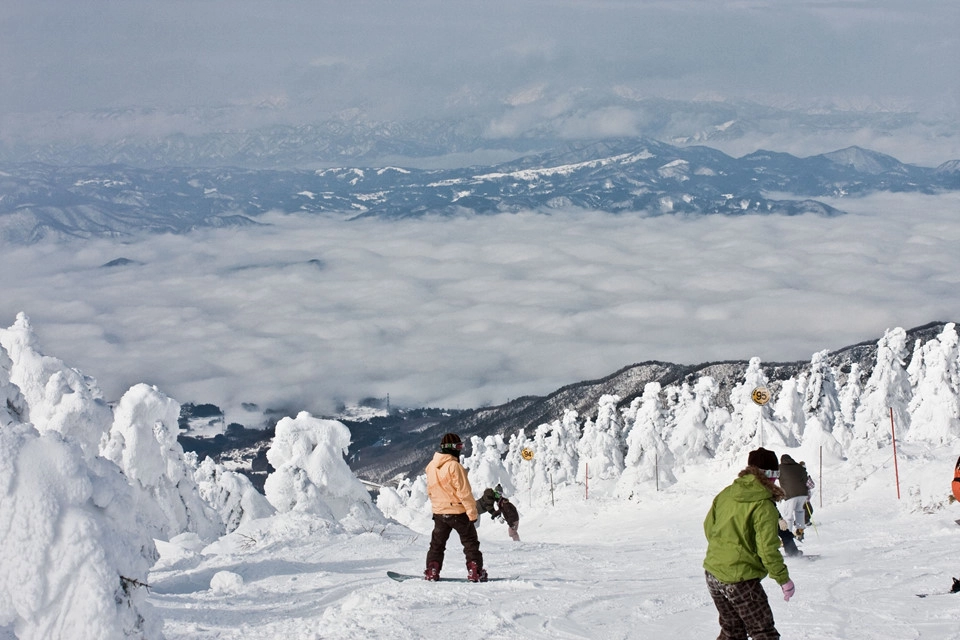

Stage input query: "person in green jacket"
[{"left": 703, "top": 447, "right": 795, "bottom": 640}]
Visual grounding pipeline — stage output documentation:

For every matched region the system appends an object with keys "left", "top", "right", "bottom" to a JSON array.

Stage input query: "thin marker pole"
[{"left": 890, "top": 407, "right": 901, "bottom": 500}]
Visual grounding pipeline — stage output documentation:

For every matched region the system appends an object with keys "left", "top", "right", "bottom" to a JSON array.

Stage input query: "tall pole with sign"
[{"left": 751, "top": 386, "right": 771, "bottom": 447}]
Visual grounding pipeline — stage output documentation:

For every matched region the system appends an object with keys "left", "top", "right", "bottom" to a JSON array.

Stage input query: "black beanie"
[
  {"left": 747, "top": 447, "right": 779, "bottom": 472},
  {"left": 440, "top": 433, "right": 463, "bottom": 454}
]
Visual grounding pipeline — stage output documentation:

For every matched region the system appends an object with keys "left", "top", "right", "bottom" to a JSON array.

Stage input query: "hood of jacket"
[{"left": 729, "top": 473, "right": 774, "bottom": 503}]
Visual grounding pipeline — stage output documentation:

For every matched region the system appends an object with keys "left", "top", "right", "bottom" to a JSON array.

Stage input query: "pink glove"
[{"left": 781, "top": 580, "right": 795, "bottom": 602}]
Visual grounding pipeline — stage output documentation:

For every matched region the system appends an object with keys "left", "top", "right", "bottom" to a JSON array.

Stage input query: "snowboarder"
[
  {"left": 778, "top": 454, "right": 810, "bottom": 541},
  {"left": 952, "top": 455, "right": 960, "bottom": 502},
  {"left": 778, "top": 519, "right": 802, "bottom": 557},
  {"left": 800, "top": 461, "right": 815, "bottom": 525},
  {"left": 703, "top": 447, "right": 795, "bottom": 640},
  {"left": 424, "top": 433, "right": 487, "bottom": 582},
  {"left": 477, "top": 484, "right": 520, "bottom": 541}
]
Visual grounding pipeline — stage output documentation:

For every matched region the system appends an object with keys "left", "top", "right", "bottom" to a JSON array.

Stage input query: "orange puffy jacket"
[
  {"left": 953, "top": 456, "right": 960, "bottom": 502},
  {"left": 426, "top": 452, "right": 479, "bottom": 521}
]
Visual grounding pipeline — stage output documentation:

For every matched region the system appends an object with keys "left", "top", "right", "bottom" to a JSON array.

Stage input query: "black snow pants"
[{"left": 426, "top": 513, "right": 482, "bottom": 571}]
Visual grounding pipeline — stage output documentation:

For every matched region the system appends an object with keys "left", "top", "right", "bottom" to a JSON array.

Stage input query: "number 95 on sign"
[{"left": 751, "top": 387, "right": 771, "bottom": 406}]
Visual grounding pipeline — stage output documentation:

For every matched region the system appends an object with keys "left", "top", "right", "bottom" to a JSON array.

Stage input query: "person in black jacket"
[
  {"left": 778, "top": 454, "right": 810, "bottom": 541},
  {"left": 477, "top": 484, "right": 520, "bottom": 541}
]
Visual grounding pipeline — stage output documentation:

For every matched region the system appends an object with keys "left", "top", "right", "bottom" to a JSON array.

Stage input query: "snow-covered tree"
[
  {"left": 836, "top": 362, "right": 863, "bottom": 448},
  {"left": 617, "top": 383, "right": 675, "bottom": 498},
  {"left": 852, "top": 328, "right": 912, "bottom": 448},
  {"left": 0, "top": 312, "right": 112, "bottom": 456},
  {"left": 462, "top": 434, "right": 515, "bottom": 496},
  {"left": 375, "top": 474, "right": 431, "bottom": 531},
  {"left": 906, "top": 323, "right": 960, "bottom": 443},
  {"left": 194, "top": 456, "right": 276, "bottom": 534},
  {"left": 798, "top": 350, "right": 844, "bottom": 459},
  {"left": 720, "top": 358, "right": 794, "bottom": 458},
  {"left": 577, "top": 394, "right": 625, "bottom": 482},
  {"left": 773, "top": 378, "right": 805, "bottom": 443},
  {"left": 503, "top": 429, "right": 536, "bottom": 501},
  {"left": 101, "top": 383, "right": 221, "bottom": 541},
  {"left": 0, "top": 423, "right": 162, "bottom": 640},
  {"left": 669, "top": 377, "right": 722, "bottom": 465},
  {"left": 264, "top": 412, "right": 382, "bottom": 527}
]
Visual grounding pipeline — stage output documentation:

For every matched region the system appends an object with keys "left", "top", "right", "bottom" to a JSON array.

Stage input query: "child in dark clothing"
[{"left": 477, "top": 484, "right": 520, "bottom": 541}]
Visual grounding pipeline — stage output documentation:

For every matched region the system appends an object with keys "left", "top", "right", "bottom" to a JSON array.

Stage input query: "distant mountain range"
[
  {"left": 1, "top": 138, "right": 957, "bottom": 243},
  {"left": 179, "top": 320, "right": 953, "bottom": 488}
]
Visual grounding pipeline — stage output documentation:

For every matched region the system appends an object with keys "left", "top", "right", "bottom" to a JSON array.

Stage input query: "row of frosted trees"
[
  {"left": 409, "top": 323, "right": 960, "bottom": 507},
  {"left": 0, "top": 313, "right": 380, "bottom": 640}
]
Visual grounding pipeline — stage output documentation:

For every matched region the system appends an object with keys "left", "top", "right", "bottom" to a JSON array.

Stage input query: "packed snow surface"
[{"left": 147, "top": 450, "right": 960, "bottom": 639}]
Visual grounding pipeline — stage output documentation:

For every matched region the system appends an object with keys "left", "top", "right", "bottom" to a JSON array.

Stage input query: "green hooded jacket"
[{"left": 703, "top": 472, "right": 790, "bottom": 586}]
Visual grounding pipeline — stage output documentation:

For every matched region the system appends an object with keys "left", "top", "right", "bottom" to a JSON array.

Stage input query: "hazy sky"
[
  {"left": 2, "top": 0, "right": 957, "bottom": 156},
  {"left": 0, "top": 192, "right": 956, "bottom": 424},
  {"left": 1, "top": 1, "right": 958, "bottom": 425}
]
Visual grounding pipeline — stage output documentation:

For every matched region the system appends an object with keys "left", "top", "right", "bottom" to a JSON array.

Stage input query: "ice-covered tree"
[
  {"left": 264, "top": 412, "right": 382, "bottom": 527},
  {"left": 101, "top": 383, "right": 221, "bottom": 541},
  {"left": 836, "top": 362, "right": 863, "bottom": 448},
  {"left": 852, "top": 328, "right": 912, "bottom": 448},
  {"left": 503, "top": 429, "right": 536, "bottom": 501},
  {"left": 669, "top": 377, "right": 722, "bottom": 465},
  {"left": 0, "top": 423, "right": 163, "bottom": 640},
  {"left": 799, "top": 350, "right": 844, "bottom": 459},
  {"left": 194, "top": 456, "right": 276, "bottom": 534},
  {"left": 773, "top": 378, "right": 805, "bottom": 443},
  {"left": 720, "top": 358, "right": 794, "bottom": 458},
  {"left": 906, "top": 323, "right": 960, "bottom": 443},
  {"left": 376, "top": 474, "right": 431, "bottom": 531},
  {"left": 617, "top": 383, "right": 675, "bottom": 498},
  {"left": 577, "top": 394, "right": 625, "bottom": 482},
  {"left": 0, "top": 312, "right": 112, "bottom": 456},
  {"left": 462, "top": 434, "right": 515, "bottom": 496}
]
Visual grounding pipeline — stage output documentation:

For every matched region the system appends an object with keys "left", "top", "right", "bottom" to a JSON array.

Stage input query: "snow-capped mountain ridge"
[{"left": 1, "top": 137, "right": 956, "bottom": 244}]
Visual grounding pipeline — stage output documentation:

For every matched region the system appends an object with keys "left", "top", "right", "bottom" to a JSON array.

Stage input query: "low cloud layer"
[{"left": 0, "top": 192, "right": 957, "bottom": 424}]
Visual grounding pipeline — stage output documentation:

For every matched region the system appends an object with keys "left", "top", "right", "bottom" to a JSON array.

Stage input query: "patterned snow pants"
[{"left": 705, "top": 571, "right": 780, "bottom": 640}]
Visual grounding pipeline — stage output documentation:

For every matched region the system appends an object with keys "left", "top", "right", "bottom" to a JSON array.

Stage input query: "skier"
[
  {"left": 424, "top": 433, "right": 487, "bottom": 582},
  {"left": 703, "top": 447, "right": 795, "bottom": 640},
  {"left": 778, "top": 454, "right": 810, "bottom": 541},
  {"left": 477, "top": 484, "right": 521, "bottom": 541}
]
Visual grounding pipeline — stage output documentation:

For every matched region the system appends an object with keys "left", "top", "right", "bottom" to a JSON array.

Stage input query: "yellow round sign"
[
  {"left": 751, "top": 386, "right": 771, "bottom": 406},
  {"left": 521, "top": 447, "right": 534, "bottom": 461}
]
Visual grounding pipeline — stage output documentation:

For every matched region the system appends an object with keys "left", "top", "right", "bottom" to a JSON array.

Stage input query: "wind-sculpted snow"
[{"left": 1, "top": 139, "right": 957, "bottom": 242}]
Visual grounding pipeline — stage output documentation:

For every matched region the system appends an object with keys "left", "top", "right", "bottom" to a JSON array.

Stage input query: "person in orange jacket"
[{"left": 424, "top": 433, "right": 487, "bottom": 582}]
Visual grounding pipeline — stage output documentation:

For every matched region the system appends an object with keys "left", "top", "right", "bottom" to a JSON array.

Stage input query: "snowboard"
[
  {"left": 917, "top": 577, "right": 960, "bottom": 598},
  {"left": 387, "top": 571, "right": 516, "bottom": 583}
]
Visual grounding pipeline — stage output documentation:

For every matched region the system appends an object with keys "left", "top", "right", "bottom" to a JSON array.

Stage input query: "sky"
[
  {"left": 1, "top": 0, "right": 958, "bottom": 163},
  {"left": 0, "top": 0, "right": 958, "bottom": 422},
  {"left": 0, "top": 191, "right": 957, "bottom": 423}
]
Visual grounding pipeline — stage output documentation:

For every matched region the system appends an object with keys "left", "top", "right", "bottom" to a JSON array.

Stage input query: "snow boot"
[
  {"left": 424, "top": 561, "right": 440, "bottom": 582},
  {"left": 466, "top": 561, "right": 488, "bottom": 583},
  {"left": 795, "top": 527, "right": 805, "bottom": 542}
]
